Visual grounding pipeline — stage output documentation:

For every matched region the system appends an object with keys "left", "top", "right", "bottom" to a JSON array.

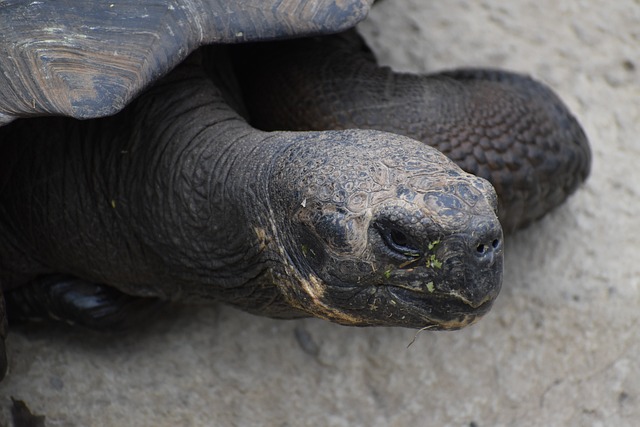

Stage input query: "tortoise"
[{"left": 0, "top": 0, "right": 591, "bottom": 380}]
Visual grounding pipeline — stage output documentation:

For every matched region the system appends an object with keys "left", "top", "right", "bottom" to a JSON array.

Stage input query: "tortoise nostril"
[{"left": 475, "top": 237, "right": 501, "bottom": 262}]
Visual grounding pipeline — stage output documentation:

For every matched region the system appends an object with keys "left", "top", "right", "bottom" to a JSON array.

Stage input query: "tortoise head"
[{"left": 267, "top": 130, "right": 503, "bottom": 329}]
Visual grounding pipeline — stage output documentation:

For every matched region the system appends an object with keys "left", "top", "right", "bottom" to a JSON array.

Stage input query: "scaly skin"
[
  {"left": 231, "top": 31, "right": 591, "bottom": 231},
  {"left": 0, "top": 57, "right": 503, "bottom": 330}
]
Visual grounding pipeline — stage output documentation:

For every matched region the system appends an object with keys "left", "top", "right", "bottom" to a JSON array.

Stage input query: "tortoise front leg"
[{"left": 5, "top": 276, "right": 165, "bottom": 332}]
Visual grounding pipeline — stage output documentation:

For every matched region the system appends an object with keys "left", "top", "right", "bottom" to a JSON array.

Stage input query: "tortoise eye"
[
  {"left": 390, "top": 229, "right": 409, "bottom": 247},
  {"left": 374, "top": 222, "right": 421, "bottom": 258}
]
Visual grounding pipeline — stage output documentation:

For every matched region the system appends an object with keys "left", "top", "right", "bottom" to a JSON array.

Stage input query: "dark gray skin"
[
  {"left": 0, "top": 3, "right": 592, "bottom": 383},
  {"left": 0, "top": 56, "right": 503, "bottom": 333},
  {"left": 231, "top": 31, "right": 591, "bottom": 231}
]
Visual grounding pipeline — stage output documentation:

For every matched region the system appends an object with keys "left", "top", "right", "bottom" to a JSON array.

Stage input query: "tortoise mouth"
[{"left": 385, "top": 284, "right": 495, "bottom": 329}]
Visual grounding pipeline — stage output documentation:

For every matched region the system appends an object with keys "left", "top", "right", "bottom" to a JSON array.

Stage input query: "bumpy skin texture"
[
  {"left": 267, "top": 132, "right": 502, "bottom": 326},
  {"left": 0, "top": 59, "right": 503, "bottom": 334},
  {"left": 0, "top": 22, "right": 592, "bottom": 383},
  {"left": 232, "top": 31, "right": 591, "bottom": 231}
]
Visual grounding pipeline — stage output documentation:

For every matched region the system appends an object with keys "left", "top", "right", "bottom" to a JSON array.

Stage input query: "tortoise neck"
[
  {"left": 115, "top": 66, "right": 284, "bottom": 297},
  {"left": 0, "top": 64, "right": 285, "bottom": 304}
]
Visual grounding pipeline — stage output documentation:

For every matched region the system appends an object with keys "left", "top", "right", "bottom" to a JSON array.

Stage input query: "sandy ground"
[{"left": 1, "top": 0, "right": 639, "bottom": 426}]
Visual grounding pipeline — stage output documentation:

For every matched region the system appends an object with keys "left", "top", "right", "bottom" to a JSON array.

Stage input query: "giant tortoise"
[{"left": 0, "top": 0, "right": 591, "bottom": 380}]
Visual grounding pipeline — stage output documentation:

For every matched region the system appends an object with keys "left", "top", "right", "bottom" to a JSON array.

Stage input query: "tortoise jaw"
[
  {"left": 287, "top": 272, "right": 497, "bottom": 329},
  {"left": 385, "top": 284, "right": 497, "bottom": 329},
  {"left": 371, "top": 235, "right": 503, "bottom": 328}
]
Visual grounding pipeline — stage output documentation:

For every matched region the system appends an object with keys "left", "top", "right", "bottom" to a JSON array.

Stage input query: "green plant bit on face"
[
  {"left": 426, "top": 281, "right": 435, "bottom": 293},
  {"left": 425, "top": 240, "right": 442, "bottom": 269},
  {"left": 383, "top": 269, "right": 392, "bottom": 279},
  {"left": 427, "top": 254, "right": 442, "bottom": 269}
]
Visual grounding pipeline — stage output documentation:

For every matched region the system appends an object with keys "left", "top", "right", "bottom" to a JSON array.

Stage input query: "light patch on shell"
[
  {"left": 253, "top": 226, "right": 269, "bottom": 251},
  {"left": 439, "top": 314, "right": 481, "bottom": 330},
  {"left": 297, "top": 274, "right": 361, "bottom": 325},
  {"left": 446, "top": 290, "right": 489, "bottom": 309},
  {"left": 301, "top": 274, "right": 325, "bottom": 301}
]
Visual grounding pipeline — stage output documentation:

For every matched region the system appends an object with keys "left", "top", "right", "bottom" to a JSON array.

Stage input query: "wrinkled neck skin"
[
  {"left": 0, "top": 58, "right": 505, "bottom": 329},
  {"left": 0, "top": 63, "right": 301, "bottom": 316}
]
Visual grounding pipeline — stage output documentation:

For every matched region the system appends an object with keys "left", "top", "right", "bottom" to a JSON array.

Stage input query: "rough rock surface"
[{"left": 1, "top": 0, "right": 638, "bottom": 425}]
